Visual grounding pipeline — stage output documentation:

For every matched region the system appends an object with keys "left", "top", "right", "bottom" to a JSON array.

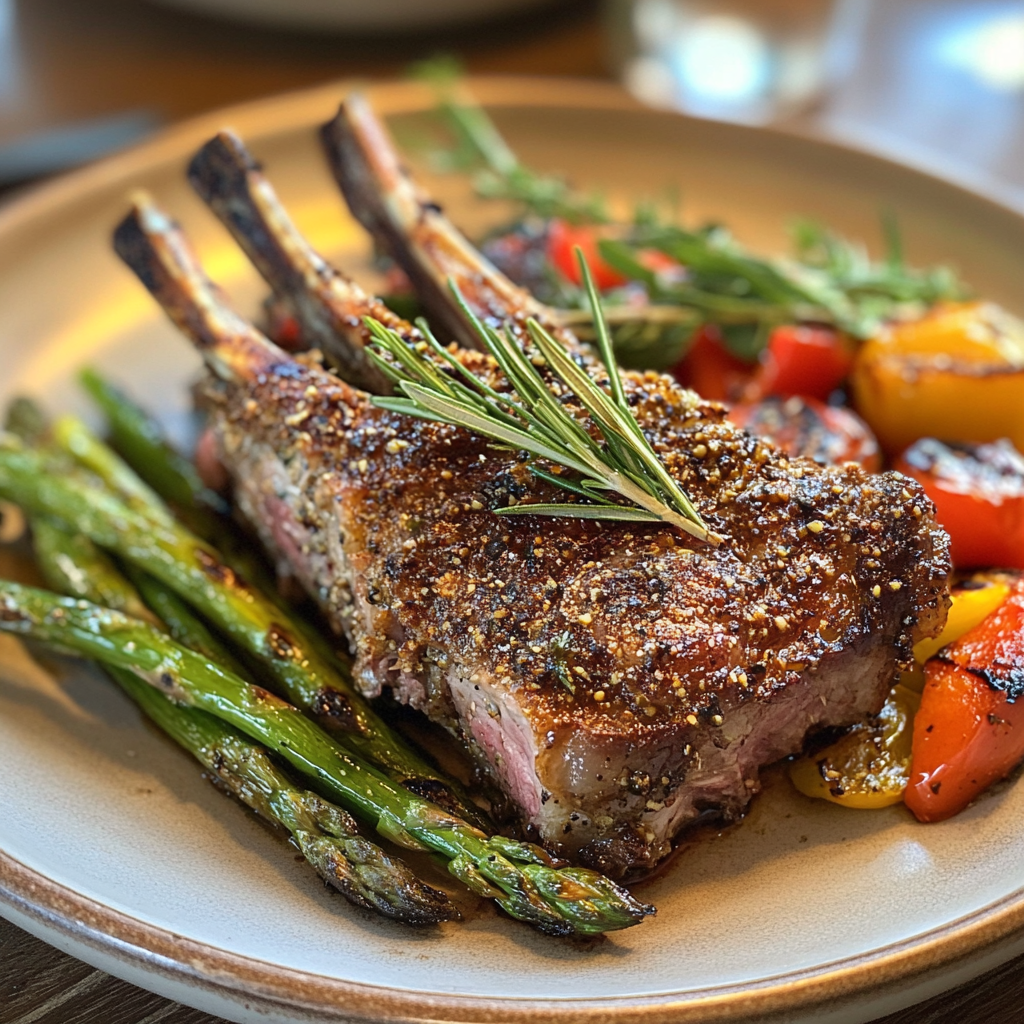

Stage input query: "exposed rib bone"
[
  {"left": 321, "top": 93, "right": 582, "bottom": 356},
  {"left": 187, "top": 131, "right": 410, "bottom": 394},
  {"left": 113, "top": 193, "right": 296, "bottom": 389}
]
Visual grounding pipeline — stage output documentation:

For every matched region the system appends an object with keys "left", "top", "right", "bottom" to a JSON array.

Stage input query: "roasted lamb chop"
[{"left": 115, "top": 173, "right": 950, "bottom": 876}]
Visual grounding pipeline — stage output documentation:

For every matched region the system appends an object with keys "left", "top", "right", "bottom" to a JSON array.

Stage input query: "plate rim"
[
  {"left": 7, "top": 845, "right": 1024, "bottom": 1023},
  {"left": 3, "top": 74, "right": 1024, "bottom": 1022}
]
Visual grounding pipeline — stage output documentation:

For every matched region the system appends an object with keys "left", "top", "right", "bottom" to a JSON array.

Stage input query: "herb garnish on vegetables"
[{"left": 413, "top": 59, "right": 968, "bottom": 365}]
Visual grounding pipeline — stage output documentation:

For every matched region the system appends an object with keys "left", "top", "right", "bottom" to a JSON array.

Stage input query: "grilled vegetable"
[
  {"left": 14, "top": 398, "right": 459, "bottom": 924},
  {"left": 912, "top": 572, "right": 1015, "bottom": 665},
  {"left": 789, "top": 684, "right": 919, "bottom": 809},
  {"left": 670, "top": 324, "right": 755, "bottom": 401},
  {"left": 896, "top": 438, "right": 1024, "bottom": 570},
  {"left": 118, "top": 666, "right": 461, "bottom": 924},
  {"left": 747, "top": 324, "right": 855, "bottom": 402},
  {"left": 36, "top": 521, "right": 457, "bottom": 924},
  {"left": 546, "top": 219, "right": 627, "bottom": 291},
  {"left": 791, "top": 573, "right": 1012, "bottom": 809},
  {"left": 728, "top": 396, "right": 881, "bottom": 471},
  {"left": 79, "top": 370, "right": 284, "bottom": 602},
  {"left": 33, "top": 518, "right": 156, "bottom": 623},
  {"left": 907, "top": 575, "right": 1024, "bottom": 822},
  {"left": 850, "top": 302, "right": 1024, "bottom": 455},
  {"left": 79, "top": 367, "right": 228, "bottom": 516}
]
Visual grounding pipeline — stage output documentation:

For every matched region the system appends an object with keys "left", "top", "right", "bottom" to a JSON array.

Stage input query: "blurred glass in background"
[
  {"left": 606, "top": 0, "right": 1024, "bottom": 205},
  {"left": 606, "top": 0, "right": 866, "bottom": 123},
  {"left": 820, "top": 1, "right": 1024, "bottom": 207}
]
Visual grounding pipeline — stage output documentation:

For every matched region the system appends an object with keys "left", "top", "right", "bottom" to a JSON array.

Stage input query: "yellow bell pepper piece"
[
  {"left": 789, "top": 685, "right": 919, "bottom": 809},
  {"left": 850, "top": 302, "right": 1024, "bottom": 456},
  {"left": 911, "top": 574, "right": 1012, "bottom": 665}
]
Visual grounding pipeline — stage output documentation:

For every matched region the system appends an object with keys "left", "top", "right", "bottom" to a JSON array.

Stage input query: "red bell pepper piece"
[
  {"left": 749, "top": 324, "right": 855, "bottom": 402},
  {"left": 906, "top": 575, "right": 1024, "bottom": 822},
  {"left": 545, "top": 219, "right": 628, "bottom": 291},
  {"left": 672, "top": 325, "right": 756, "bottom": 402},
  {"left": 896, "top": 438, "right": 1024, "bottom": 570}
]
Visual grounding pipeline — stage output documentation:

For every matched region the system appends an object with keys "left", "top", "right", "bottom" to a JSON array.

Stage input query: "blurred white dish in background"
[
  {"left": 606, "top": 0, "right": 868, "bottom": 124},
  {"left": 147, "top": 0, "right": 562, "bottom": 31}
]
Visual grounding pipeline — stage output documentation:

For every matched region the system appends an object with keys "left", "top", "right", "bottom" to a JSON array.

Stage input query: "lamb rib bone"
[
  {"left": 187, "top": 129, "right": 422, "bottom": 394},
  {"left": 321, "top": 93, "right": 583, "bottom": 358}
]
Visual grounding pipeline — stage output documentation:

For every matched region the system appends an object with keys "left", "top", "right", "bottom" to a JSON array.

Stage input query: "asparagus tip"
[{"left": 304, "top": 832, "right": 462, "bottom": 926}]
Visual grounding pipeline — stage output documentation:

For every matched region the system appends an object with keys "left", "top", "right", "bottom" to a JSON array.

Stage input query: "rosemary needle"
[{"left": 366, "top": 251, "right": 721, "bottom": 545}]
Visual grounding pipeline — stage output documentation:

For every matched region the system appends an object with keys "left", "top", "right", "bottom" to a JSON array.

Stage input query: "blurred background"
[{"left": 3, "top": 0, "right": 1024, "bottom": 209}]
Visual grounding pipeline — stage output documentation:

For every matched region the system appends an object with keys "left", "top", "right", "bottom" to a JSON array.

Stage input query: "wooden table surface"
[{"left": 3, "top": 1, "right": 1024, "bottom": 1021}]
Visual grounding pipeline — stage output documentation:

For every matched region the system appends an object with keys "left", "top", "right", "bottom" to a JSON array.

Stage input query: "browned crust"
[{"left": 213, "top": 348, "right": 950, "bottom": 747}]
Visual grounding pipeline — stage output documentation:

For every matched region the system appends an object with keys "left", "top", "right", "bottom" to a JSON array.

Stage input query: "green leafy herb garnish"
[
  {"left": 413, "top": 61, "right": 968, "bottom": 359},
  {"left": 366, "top": 252, "right": 720, "bottom": 545},
  {"left": 411, "top": 57, "right": 609, "bottom": 224}
]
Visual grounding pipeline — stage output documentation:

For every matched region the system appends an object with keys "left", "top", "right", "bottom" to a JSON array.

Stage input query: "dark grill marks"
[
  {"left": 266, "top": 623, "right": 299, "bottom": 660},
  {"left": 0, "top": 603, "right": 27, "bottom": 624},
  {"left": 402, "top": 777, "right": 468, "bottom": 816},
  {"left": 195, "top": 547, "right": 239, "bottom": 587},
  {"left": 315, "top": 687, "right": 361, "bottom": 733},
  {"left": 935, "top": 655, "right": 1024, "bottom": 701}
]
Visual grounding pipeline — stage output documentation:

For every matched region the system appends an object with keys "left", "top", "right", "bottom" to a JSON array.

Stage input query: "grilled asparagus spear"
[
  {"left": 0, "top": 581, "right": 654, "bottom": 936},
  {"left": 50, "top": 412, "right": 174, "bottom": 527},
  {"left": 0, "top": 438, "right": 488, "bottom": 827},
  {"left": 30, "top": 519, "right": 457, "bottom": 925},
  {"left": 79, "top": 366, "right": 228, "bottom": 517},
  {"left": 115, "top": 666, "right": 459, "bottom": 924}
]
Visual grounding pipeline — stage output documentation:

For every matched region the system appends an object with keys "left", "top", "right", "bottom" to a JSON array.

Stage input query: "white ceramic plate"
[{"left": 3, "top": 78, "right": 1024, "bottom": 1024}]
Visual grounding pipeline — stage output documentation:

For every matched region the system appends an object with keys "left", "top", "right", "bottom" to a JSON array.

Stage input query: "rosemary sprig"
[
  {"left": 554, "top": 304, "right": 700, "bottom": 372},
  {"left": 411, "top": 57, "right": 609, "bottom": 225},
  {"left": 366, "top": 252, "right": 720, "bottom": 545}
]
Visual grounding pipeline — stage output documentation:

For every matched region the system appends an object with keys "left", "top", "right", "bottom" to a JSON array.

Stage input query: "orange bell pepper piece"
[{"left": 850, "top": 302, "right": 1024, "bottom": 456}]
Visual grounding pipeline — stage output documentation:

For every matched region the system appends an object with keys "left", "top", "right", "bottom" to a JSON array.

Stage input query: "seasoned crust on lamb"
[
  {"left": 219, "top": 352, "right": 949, "bottom": 874},
  {"left": 116, "top": 199, "right": 951, "bottom": 877}
]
